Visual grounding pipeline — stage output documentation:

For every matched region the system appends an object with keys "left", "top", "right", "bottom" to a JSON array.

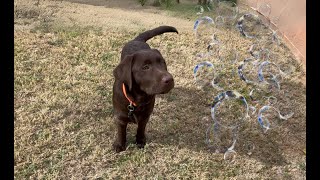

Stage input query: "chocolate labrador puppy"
[{"left": 112, "top": 26, "right": 178, "bottom": 152}]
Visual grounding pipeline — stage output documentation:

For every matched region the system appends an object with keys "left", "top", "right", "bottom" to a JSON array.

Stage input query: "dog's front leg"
[
  {"left": 113, "top": 119, "right": 128, "bottom": 152},
  {"left": 136, "top": 117, "right": 149, "bottom": 148}
]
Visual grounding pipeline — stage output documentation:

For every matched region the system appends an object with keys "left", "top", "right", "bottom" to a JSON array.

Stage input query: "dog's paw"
[
  {"left": 136, "top": 136, "right": 146, "bottom": 149},
  {"left": 112, "top": 142, "right": 126, "bottom": 153},
  {"left": 136, "top": 142, "right": 146, "bottom": 149}
]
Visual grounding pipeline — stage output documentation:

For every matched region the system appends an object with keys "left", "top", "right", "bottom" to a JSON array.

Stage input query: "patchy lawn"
[{"left": 14, "top": 0, "right": 305, "bottom": 179}]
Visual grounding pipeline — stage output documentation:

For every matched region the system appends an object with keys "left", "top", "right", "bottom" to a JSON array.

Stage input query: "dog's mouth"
[
  {"left": 144, "top": 81, "right": 174, "bottom": 95},
  {"left": 159, "top": 82, "right": 174, "bottom": 94}
]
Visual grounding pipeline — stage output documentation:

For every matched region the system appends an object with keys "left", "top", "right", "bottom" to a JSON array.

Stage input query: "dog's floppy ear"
[{"left": 113, "top": 55, "right": 134, "bottom": 91}]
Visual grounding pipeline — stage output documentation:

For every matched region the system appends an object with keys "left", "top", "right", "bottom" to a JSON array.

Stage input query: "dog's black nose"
[{"left": 162, "top": 75, "right": 173, "bottom": 84}]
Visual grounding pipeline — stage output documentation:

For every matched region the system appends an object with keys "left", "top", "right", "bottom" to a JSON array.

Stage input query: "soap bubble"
[
  {"left": 211, "top": 91, "right": 249, "bottom": 129},
  {"left": 194, "top": 16, "right": 215, "bottom": 44}
]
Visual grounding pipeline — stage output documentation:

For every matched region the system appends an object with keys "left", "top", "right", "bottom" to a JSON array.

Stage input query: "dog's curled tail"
[{"left": 134, "top": 26, "right": 178, "bottom": 42}]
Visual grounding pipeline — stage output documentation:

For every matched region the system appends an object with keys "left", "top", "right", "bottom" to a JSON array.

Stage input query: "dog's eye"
[{"left": 142, "top": 64, "right": 150, "bottom": 70}]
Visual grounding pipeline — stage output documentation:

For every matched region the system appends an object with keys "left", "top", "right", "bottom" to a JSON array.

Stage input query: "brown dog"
[{"left": 112, "top": 26, "right": 178, "bottom": 152}]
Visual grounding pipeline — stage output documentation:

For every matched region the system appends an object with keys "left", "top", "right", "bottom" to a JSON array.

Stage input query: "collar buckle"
[{"left": 127, "top": 102, "right": 135, "bottom": 117}]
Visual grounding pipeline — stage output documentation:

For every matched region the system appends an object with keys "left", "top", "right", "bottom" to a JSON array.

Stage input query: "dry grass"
[{"left": 14, "top": 0, "right": 305, "bottom": 179}]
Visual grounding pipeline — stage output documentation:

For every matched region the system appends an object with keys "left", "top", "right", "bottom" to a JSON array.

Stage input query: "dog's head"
[{"left": 113, "top": 49, "right": 174, "bottom": 95}]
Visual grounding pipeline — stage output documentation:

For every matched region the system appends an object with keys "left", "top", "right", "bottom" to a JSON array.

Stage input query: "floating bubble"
[
  {"left": 249, "top": 44, "right": 260, "bottom": 59},
  {"left": 196, "top": 38, "right": 224, "bottom": 91},
  {"left": 205, "top": 123, "right": 220, "bottom": 151},
  {"left": 260, "top": 49, "right": 270, "bottom": 61},
  {"left": 206, "top": 122, "right": 238, "bottom": 153},
  {"left": 249, "top": 88, "right": 279, "bottom": 107},
  {"left": 249, "top": 106, "right": 257, "bottom": 116},
  {"left": 195, "top": 5, "right": 204, "bottom": 15},
  {"left": 238, "top": 58, "right": 285, "bottom": 90},
  {"left": 206, "top": 0, "right": 218, "bottom": 11},
  {"left": 211, "top": 62, "right": 238, "bottom": 91},
  {"left": 238, "top": 58, "right": 261, "bottom": 84},
  {"left": 196, "top": 0, "right": 215, "bottom": 13},
  {"left": 193, "top": 61, "right": 215, "bottom": 88},
  {"left": 211, "top": 80, "right": 224, "bottom": 91},
  {"left": 217, "top": 1, "right": 238, "bottom": 20},
  {"left": 207, "top": 37, "right": 221, "bottom": 58},
  {"left": 224, "top": 138, "right": 237, "bottom": 162},
  {"left": 194, "top": 16, "right": 214, "bottom": 32},
  {"left": 224, "top": 150, "right": 237, "bottom": 162},
  {"left": 263, "top": 96, "right": 278, "bottom": 106},
  {"left": 209, "top": 48, "right": 238, "bottom": 88},
  {"left": 236, "top": 13, "right": 266, "bottom": 38},
  {"left": 257, "top": 105, "right": 294, "bottom": 133},
  {"left": 249, "top": 88, "right": 264, "bottom": 102},
  {"left": 195, "top": 38, "right": 216, "bottom": 59},
  {"left": 212, "top": 70, "right": 236, "bottom": 91},
  {"left": 195, "top": 39, "right": 220, "bottom": 59},
  {"left": 258, "top": 61, "right": 284, "bottom": 90},
  {"left": 219, "top": 47, "right": 238, "bottom": 64},
  {"left": 215, "top": 16, "right": 225, "bottom": 29},
  {"left": 216, "top": 1, "right": 238, "bottom": 29},
  {"left": 211, "top": 91, "right": 249, "bottom": 129},
  {"left": 191, "top": 4, "right": 296, "bottom": 155},
  {"left": 249, "top": 44, "right": 270, "bottom": 61},
  {"left": 193, "top": 16, "right": 215, "bottom": 44}
]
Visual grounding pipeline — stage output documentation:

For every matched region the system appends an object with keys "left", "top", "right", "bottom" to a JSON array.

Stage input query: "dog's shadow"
[
  {"left": 106, "top": 78, "right": 304, "bottom": 166},
  {"left": 146, "top": 86, "right": 211, "bottom": 149},
  {"left": 137, "top": 86, "right": 296, "bottom": 166}
]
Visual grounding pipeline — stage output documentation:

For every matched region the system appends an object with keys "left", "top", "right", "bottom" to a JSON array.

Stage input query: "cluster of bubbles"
[{"left": 192, "top": 1, "right": 294, "bottom": 162}]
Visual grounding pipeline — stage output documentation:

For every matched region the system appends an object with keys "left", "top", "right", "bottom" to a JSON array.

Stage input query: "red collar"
[{"left": 122, "top": 83, "right": 137, "bottom": 107}]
